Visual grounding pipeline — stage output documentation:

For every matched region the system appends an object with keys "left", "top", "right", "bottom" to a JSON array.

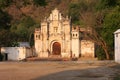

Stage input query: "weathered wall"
[{"left": 80, "top": 40, "right": 94, "bottom": 58}]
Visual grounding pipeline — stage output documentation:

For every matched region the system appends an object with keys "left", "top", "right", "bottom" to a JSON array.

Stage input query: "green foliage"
[
  {"left": 100, "top": 7, "right": 120, "bottom": 59},
  {"left": 69, "top": 1, "right": 87, "bottom": 25},
  {"left": 10, "top": 42, "right": 19, "bottom": 47},
  {"left": 0, "top": 30, "right": 17, "bottom": 47},
  {"left": 69, "top": 0, "right": 97, "bottom": 25},
  {"left": 20, "top": 16, "right": 36, "bottom": 28},
  {"left": 0, "top": 0, "right": 12, "bottom": 8},
  {"left": 9, "top": 16, "right": 39, "bottom": 47},
  {"left": 69, "top": 3, "right": 80, "bottom": 25},
  {"left": 16, "top": 24, "right": 28, "bottom": 41},
  {"left": 96, "top": 46, "right": 106, "bottom": 60},
  {"left": 22, "top": 0, "right": 31, "bottom": 6},
  {"left": 10, "top": 16, "right": 36, "bottom": 42},
  {"left": 29, "top": 34, "right": 34, "bottom": 47},
  {"left": 0, "top": 10, "right": 11, "bottom": 29},
  {"left": 6, "top": 32, "right": 21, "bottom": 47},
  {"left": 33, "top": 0, "right": 47, "bottom": 7},
  {"left": 96, "top": 0, "right": 117, "bottom": 10}
]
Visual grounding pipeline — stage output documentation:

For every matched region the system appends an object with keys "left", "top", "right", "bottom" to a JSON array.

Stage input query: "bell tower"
[
  {"left": 34, "top": 28, "right": 41, "bottom": 56},
  {"left": 71, "top": 26, "right": 80, "bottom": 58}
]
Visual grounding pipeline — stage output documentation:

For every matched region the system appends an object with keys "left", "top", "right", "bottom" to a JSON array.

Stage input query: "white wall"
[
  {"left": 1, "top": 47, "right": 19, "bottom": 60},
  {"left": 72, "top": 32, "right": 80, "bottom": 58},
  {"left": 114, "top": 32, "right": 120, "bottom": 63},
  {"left": 72, "top": 39, "right": 80, "bottom": 57},
  {"left": 35, "top": 40, "right": 41, "bottom": 55},
  {"left": 26, "top": 48, "right": 32, "bottom": 57},
  {"left": 1, "top": 47, "right": 32, "bottom": 61}
]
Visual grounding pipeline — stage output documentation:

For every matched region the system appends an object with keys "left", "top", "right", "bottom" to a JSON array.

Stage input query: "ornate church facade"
[{"left": 34, "top": 8, "right": 95, "bottom": 58}]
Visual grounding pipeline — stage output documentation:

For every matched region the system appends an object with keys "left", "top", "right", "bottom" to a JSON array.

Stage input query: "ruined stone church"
[{"left": 34, "top": 8, "right": 95, "bottom": 58}]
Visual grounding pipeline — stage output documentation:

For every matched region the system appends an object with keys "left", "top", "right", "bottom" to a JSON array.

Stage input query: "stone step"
[
  {"left": 78, "top": 57, "right": 98, "bottom": 61},
  {"left": 25, "top": 56, "right": 98, "bottom": 61},
  {"left": 49, "top": 55, "right": 61, "bottom": 58}
]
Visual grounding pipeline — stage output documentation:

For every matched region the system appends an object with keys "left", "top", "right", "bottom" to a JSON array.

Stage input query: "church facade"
[{"left": 34, "top": 8, "right": 95, "bottom": 58}]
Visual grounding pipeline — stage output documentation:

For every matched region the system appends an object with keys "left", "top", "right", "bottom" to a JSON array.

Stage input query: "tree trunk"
[
  {"left": 91, "top": 29, "right": 110, "bottom": 60},
  {"left": 101, "top": 41, "right": 110, "bottom": 60},
  {"left": 103, "top": 47, "right": 110, "bottom": 60}
]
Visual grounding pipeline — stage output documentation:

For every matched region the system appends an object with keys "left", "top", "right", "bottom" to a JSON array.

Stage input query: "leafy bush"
[{"left": 95, "top": 46, "right": 106, "bottom": 60}]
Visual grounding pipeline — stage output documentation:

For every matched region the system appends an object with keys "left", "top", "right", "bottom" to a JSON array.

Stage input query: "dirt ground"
[{"left": 0, "top": 61, "right": 120, "bottom": 80}]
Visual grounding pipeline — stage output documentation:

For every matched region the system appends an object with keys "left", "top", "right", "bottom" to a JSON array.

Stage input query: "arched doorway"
[{"left": 52, "top": 42, "right": 61, "bottom": 55}]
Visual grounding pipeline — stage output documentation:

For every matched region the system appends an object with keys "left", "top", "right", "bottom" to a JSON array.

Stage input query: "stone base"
[
  {"left": 61, "top": 52, "right": 70, "bottom": 58},
  {"left": 115, "top": 60, "right": 120, "bottom": 63},
  {"left": 38, "top": 52, "right": 48, "bottom": 58}
]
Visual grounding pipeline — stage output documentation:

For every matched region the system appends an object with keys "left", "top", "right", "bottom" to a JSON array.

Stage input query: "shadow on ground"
[
  {"left": 32, "top": 63, "right": 120, "bottom": 80},
  {"left": 110, "top": 64, "right": 120, "bottom": 80}
]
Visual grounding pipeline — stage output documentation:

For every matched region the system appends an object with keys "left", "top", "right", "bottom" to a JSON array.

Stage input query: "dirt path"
[{"left": 0, "top": 61, "right": 119, "bottom": 80}]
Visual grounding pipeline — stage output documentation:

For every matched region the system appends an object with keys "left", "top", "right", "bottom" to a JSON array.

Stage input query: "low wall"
[{"left": 80, "top": 40, "right": 95, "bottom": 58}]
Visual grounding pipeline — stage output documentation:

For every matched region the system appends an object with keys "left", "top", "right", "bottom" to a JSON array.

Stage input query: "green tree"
[
  {"left": 97, "top": 0, "right": 117, "bottom": 10},
  {"left": 10, "top": 16, "right": 37, "bottom": 42},
  {"left": 0, "top": 0, "right": 13, "bottom": 8},
  {"left": 69, "top": 1, "right": 88, "bottom": 25},
  {"left": 94, "top": 0, "right": 120, "bottom": 60},
  {"left": 33, "top": 0, "right": 47, "bottom": 7},
  {"left": 101, "top": 7, "right": 120, "bottom": 59},
  {"left": 0, "top": 10, "right": 11, "bottom": 29}
]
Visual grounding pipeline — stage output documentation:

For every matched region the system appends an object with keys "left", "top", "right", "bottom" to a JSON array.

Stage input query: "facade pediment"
[{"left": 48, "top": 8, "right": 62, "bottom": 21}]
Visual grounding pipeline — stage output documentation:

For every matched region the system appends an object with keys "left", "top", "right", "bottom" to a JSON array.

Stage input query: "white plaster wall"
[
  {"left": 66, "top": 40, "right": 71, "bottom": 53},
  {"left": 80, "top": 40, "right": 94, "bottom": 58},
  {"left": 71, "top": 31, "right": 80, "bottom": 58},
  {"left": 18, "top": 47, "right": 26, "bottom": 60},
  {"left": 72, "top": 39, "right": 80, "bottom": 58},
  {"left": 115, "top": 33, "right": 120, "bottom": 63},
  {"left": 35, "top": 40, "right": 41, "bottom": 55},
  {"left": 1, "top": 47, "right": 19, "bottom": 60},
  {"left": 1, "top": 47, "right": 32, "bottom": 61},
  {"left": 26, "top": 48, "right": 32, "bottom": 57}
]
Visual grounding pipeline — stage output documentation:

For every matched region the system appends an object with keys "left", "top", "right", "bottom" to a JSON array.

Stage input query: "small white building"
[
  {"left": 1, "top": 47, "right": 32, "bottom": 61},
  {"left": 114, "top": 29, "right": 120, "bottom": 63}
]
